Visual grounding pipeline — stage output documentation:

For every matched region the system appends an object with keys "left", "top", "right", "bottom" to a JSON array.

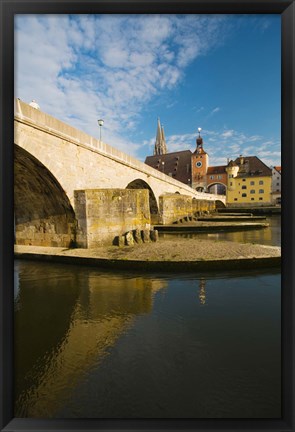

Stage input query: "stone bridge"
[{"left": 14, "top": 99, "right": 226, "bottom": 247}]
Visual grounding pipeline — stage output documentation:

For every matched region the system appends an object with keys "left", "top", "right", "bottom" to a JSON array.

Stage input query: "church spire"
[{"left": 154, "top": 117, "right": 167, "bottom": 155}]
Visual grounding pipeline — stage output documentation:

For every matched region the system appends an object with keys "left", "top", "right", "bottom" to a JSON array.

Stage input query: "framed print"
[{"left": 1, "top": 1, "right": 294, "bottom": 431}]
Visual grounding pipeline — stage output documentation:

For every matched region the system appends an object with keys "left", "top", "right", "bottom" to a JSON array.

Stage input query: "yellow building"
[{"left": 226, "top": 156, "right": 272, "bottom": 206}]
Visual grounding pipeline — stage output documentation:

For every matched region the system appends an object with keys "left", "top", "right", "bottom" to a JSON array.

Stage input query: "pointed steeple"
[{"left": 154, "top": 118, "right": 167, "bottom": 155}]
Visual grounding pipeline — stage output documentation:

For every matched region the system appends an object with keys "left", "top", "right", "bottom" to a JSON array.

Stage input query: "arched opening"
[
  {"left": 126, "top": 179, "right": 159, "bottom": 224},
  {"left": 207, "top": 182, "right": 226, "bottom": 195},
  {"left": 14, "top": 145, "right": 77, "bottom": 247},
  {"left": 215, "top": 199, "right": 226, "bottom": 209}
]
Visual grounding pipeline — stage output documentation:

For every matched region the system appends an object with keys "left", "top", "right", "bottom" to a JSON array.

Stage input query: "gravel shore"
[{"left": 15, "top": 238, "right": 281, "bottom": 272}]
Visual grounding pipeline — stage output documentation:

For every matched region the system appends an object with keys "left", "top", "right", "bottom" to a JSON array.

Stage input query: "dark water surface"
[{"left": 14, "top": 217, "right": 281, "bottom": 419}]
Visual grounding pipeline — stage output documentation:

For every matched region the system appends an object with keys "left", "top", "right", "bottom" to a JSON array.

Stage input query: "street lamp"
[
  {"left": 97, "top": 119, "right": 104, "bottom": 143},
  {"left": 161, "top": 161, "right": 165, "bottom": 173}
]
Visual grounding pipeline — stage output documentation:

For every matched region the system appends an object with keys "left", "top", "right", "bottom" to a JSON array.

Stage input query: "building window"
[
  {"left": 242, "top": 179, "right": 246, "bottom": 182},
  {"left": 229, "top": 174, "right": 233, "bottom": 178},
  {"left": 250, "top": 181, "right": 255, "bottom": 185},
  {"left": 259, "top": 180, "right": 264, "bottom": 185},
  {"left": 242, "top": 185, "right": 247, "bottom": 189},
  {"left": 242, "top": 193, "right": 247, "bottom": 197},
  {"left": 251, "top": 198, "right": 254, "bottom": 201},
  {"left": 259, "top": 189, "right": 264, "bottom": 194},
  {"left": 250, "top": 190, "right": 255, "bottom": 194},
  {"left": 234, "top": 198, "right": 238, "bottom": 201},
  {"left": 277, "top": 177, "right": 280, "bottom": 180},
  {"left": 259, "top": 197, "right": 263, "bottom": 200},
  {"left": 210, "top": 175, "right": 214, "bottom": 180},
  {"left": 230, "top": 182, "right": 233, "bottom": 186},
  {"left": 276, "top": 182, "right": 280, "bottom": 186},
  {"left": 217, "top": 175, "right": 222, "bottom": 179}
]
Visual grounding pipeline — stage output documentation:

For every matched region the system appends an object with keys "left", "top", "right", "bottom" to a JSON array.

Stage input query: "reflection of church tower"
[
  {"left": 198, "top": 278, "right": 206, "bottom": 305},
  {"left": 191, "top": 128, "right": 209, "bottom": 191},
  {"left": 154, "top": 118, "right": 168, "bottom": 155}
]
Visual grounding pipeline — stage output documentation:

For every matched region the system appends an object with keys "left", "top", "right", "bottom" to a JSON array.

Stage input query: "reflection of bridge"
[
  {"left": 14, "top": 266, "right": 167, "bottom": 418},
  {"left": 14, "top": 99, "right": 225, "bottom": 247}
]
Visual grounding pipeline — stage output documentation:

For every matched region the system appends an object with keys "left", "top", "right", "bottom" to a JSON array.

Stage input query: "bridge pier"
[
  {"left": 74, "top": 189, "right": 151, "bottom": 248},
  {"left": 159, "top": 194, "right": 216, "bottom": 225}
]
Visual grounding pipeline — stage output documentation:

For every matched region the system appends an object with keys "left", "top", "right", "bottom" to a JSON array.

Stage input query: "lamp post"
[
  {"left": 161, "top": 161, "right": 165, "bottom": 173},
  {"left": 98, "top": 119, "right": 104, "bottom": 143}
]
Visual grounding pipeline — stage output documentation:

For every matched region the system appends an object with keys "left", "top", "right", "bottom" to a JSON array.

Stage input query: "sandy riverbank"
[{"left": 15, "top": 238, "right": 281, "bottom": 272}]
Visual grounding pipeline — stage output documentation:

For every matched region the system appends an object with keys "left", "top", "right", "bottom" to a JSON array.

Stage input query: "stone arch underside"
[
  {"left": 207, "top": 182, "right": 227, "bottom": 195},
  {"left": 126, "top": 179, "right": 159, "bottom": 224},
  {"left": 14, "top": 145, "right": 77, "bottom": 247},
  {"left": 215, "top": 199, "right": 226, "bottom": 209}
]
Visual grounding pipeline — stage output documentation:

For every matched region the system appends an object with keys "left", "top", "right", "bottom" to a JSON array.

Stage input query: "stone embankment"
[
  {"left": 155, "top": 221, "right": 269, "bottom": 233},
  {"left": 155, "top": 212, "right": 269, "bottom": 233},
  {"left": 217, "top": 206, "right": 281, "bottom": 215},
  {"left": 15, "top": 237, "right": 281, "bottom": 272}
]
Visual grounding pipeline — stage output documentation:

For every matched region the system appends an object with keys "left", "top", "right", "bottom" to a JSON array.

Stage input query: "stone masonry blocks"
[
  {"left": 159, "top": 194, "right": 216, "bottom": 225},
  {"left": 74, "top": 188, "right": 151, "bottom": 248}
]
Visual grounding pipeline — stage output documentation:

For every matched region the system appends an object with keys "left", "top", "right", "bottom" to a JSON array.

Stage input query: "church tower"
[
  {"left": 153, "top": 118, "right": 168, "bottom": 155},
  {"left": 191, "top": 128, "right": 209, "bottom": 191}
]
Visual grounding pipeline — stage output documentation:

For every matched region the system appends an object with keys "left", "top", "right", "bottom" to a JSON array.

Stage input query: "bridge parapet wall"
[{"left": 14, "top": 99, "right": 225, "bottom": 204}]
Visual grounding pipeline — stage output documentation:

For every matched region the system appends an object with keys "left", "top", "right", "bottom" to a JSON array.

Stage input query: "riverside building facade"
[
  {"left": 226, "top": 156, "right": 272, "bottom": 206},
  {"left": 271, "top": 166, "right": 281, "bottom": 205}
]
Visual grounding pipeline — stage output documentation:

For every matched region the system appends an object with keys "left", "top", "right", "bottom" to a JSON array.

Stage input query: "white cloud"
[
  {"left": 221, "top": 130, "right": 234, "bottom": 138},
  {"left": 160, "top": 128, "right": 280, "bottom": 167},
  {"left": 210, "top": 107, "right": 221, "bottom": 115},
  {"left": 15, "top": 14, "right": 280, "bottom": 166},
  {"left": 15, "top": 14, "right": 228, "bottom": 157}
]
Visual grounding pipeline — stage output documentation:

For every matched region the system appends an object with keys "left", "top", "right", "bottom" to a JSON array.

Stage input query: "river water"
[{"left": 14, "top": 216, "right": 281, "bottom": 419}]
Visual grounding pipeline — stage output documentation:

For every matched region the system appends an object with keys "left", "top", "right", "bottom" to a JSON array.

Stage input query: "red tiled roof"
[
  {"left": 207, "top": 165, "right": 227, "bottom": 175},
  {"left": 233, "top": 156, "right": 272, "bottom": 177}
]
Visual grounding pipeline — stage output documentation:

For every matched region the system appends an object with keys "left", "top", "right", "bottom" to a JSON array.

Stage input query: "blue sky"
[{"left": 15, "top": 14, "right": 281, "bottom": 167}]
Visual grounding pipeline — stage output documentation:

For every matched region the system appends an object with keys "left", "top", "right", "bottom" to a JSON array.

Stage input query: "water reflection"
[
  {"left": 14, "top": 260, "right": 281, "bottom": 419},
  {"left": 198, "top": 279, "right": 206, "bottom": 305},
  {"left": 14, "top": 261, "right": 167, "bottom": 417},
  {"left": 160, "top": 215, "right": 281, "bottom": 247}
]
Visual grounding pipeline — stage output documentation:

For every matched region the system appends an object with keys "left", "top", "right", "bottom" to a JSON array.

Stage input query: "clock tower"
[{"left": 191, "top": 128, "right": 209, "bottom": 191}]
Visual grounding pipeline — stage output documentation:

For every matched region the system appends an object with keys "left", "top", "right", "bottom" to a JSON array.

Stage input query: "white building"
[{"left": 271, "top": 166, "right": 281, "bottom": 205}]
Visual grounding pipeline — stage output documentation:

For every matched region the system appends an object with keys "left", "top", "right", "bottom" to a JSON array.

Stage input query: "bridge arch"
[
  {"left": 207, "top": 182, "right": 227, "bottom": 195},
  {"left": 14, "top": 145, "right": 77, "bottom": 247},
  {"left": 126, "top": 179, "right": 159, "bottom": 224},
  {"left": 215, "top": 199, "right": 226, "bottom": 209}
]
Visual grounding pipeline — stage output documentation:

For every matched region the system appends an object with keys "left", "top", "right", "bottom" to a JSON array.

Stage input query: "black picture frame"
[{"left": 1, "top": 1, "right": 294, "bottom": 431}]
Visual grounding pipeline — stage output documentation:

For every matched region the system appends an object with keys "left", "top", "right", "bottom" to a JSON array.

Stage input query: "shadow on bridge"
[
  {"left": 14, "top": 145, "right": 77, "bottom": 247},
  {"left": 126, "top": 179, "right": 159, "bottom": 224}
]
